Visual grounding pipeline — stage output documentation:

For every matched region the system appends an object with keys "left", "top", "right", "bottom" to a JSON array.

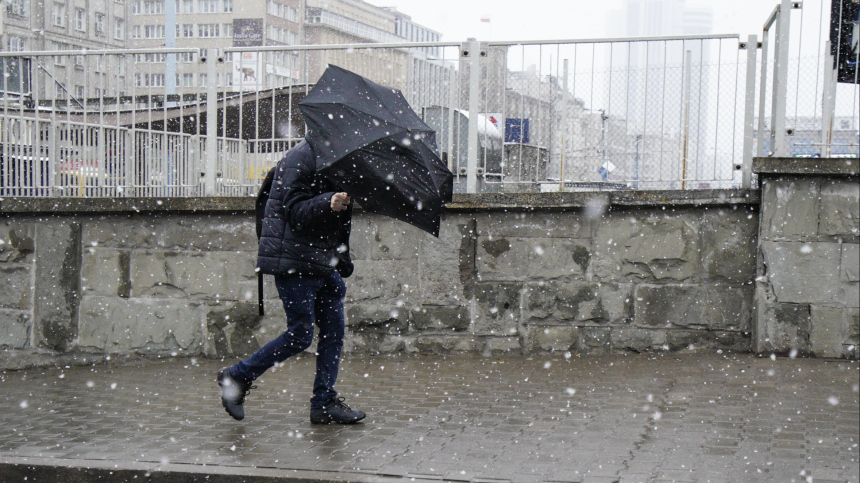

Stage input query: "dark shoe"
[
  {"left": 217, "top": 368, "right": 255, "bottom": 421},
  {"left": 310, "top": 397, "right": 366, "bottom": 424}
]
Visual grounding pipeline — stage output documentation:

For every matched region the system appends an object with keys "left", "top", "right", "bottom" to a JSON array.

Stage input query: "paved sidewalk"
[{"left": 0, "top": 352, "right": 857, "bottom": 483}]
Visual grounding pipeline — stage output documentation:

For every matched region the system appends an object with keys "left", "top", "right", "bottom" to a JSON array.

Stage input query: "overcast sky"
[{"left": 366, "top": 0, "right": 789, "bottom": 43}]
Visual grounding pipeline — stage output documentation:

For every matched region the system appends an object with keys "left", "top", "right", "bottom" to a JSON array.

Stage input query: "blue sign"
[{"left": 505, "top": 118, "right": 530, "bottom": 144}]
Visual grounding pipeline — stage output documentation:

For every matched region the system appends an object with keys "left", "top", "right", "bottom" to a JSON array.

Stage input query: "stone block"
[
  {"left": 700, "top": 207, "right": 758, "bottom": 284},
  {"left": 476, "top": 236, "right": 530, "bottom": 281},
  {"left": 665, "top": 330, "right": 750, "bottom": 352},
  {"left": 418, "top": 215, "right": 473, "bottom": 305},
  {"left": 346, "top": 259, "right": 419, "bottom": 304},
  {"left": 411, "top": 305, "right": 470, "bottom": 331},
  {"left": 578, "top": 327, "right": 611, "bottom": 354},
  {"left": 0, "top": 222, "right": 34, "bottom": 263},
  {"left": 346, "top": 304, "right": 410, "bottom": 334},
  {"left": 473, "top": 282, "right": 521, "bottom": 335},
  {"left": 611, "top": 327, "right": 665, "bottom": 353},
  {"left": 809, "top": 306, "right": 848, "bottom": 358},
  {"left": 593, "top": 211, "right": 700, "bottom": 282},
  {"left": 206, "top": 302, "right": 264, "bottom": 357},
  {"left": 842, "top": 244, "right": 859, "bottom": 282},
  {"left": 634, "top": 284, "right": 751, "bottom": 331},
  {"left": 525, "top": 325, "right": 577, "bottom": 352},
  {"left": 761, "top": 178, "right": 819, "bottom": 239},
  {"left": 345, "top": 333, "right": 409, "bottom": 354},
  {"left": 483, "top": 336, "right": 521, "bottom": 355},
  {"left": 847, "top": 308, "right": 860, "bottom": 344},
  {"left": 762, "top": 242, "right": 843, "bottom": 304},
  {"left": 0, "top": 265, "right": 30, "bottom": 309},
  {"left": 414, "top": 335, "right": 479, "bottom": 354},
  {"left": 476, "top": 212, "right": 592, "bottom": 238},
  {"left": 819, "top": 180, "right": 859, "bottom": 238},
  {"left": 525, "top": 282, "right": 632, "bottom": 325},
  {"left": 358, "top": 216, "right": 424, "bottom": 261},
  {"left": 34, "top": 221, "right": 80, "bottom": 352},
  {"left": 759, "top": 302, "right": 811, "bottom": 354},
  {"left": 78, "top": 296, "right": 205, "bottom": 353},
  {"left": 0, "top": 310, "right": 30, "bottom": 349},
  {"left": 129, "top": 250, "right": 257, "bottom": 300},
  {"left": 526, "top": 238, "right": 591, "bottom": 280},
  {"left": 80, "top": 247, "right": 123, "bottom": 297},
  {"left": 82, "top": 214, "right": 257, "bottom": 251}
]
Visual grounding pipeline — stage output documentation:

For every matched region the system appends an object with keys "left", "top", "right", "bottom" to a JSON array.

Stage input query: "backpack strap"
[{"left": 256, "top": 166, "right": 276, "bottom": 316}]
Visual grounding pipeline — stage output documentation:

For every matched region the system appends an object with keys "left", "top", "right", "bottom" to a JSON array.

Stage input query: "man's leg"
[
  {"left": 231, "top": 275, "right": 322, "bottom": 384},
  {"left": 219, "top": 275, "right": 321, "bottom": 420},
  {"left": 309, "top": 271, "right": 365, "bottom": 424}
]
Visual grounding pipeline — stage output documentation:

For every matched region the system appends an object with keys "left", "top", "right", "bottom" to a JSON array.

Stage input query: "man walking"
[{"left": 217, "top": 138, "right": 366, "bottom": 425}]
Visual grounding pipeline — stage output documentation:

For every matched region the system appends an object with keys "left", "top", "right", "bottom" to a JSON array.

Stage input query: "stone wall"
[
  {"left": 0, "top": 191, "right": 761, "bottom": 367},
  {"left": 753, "top": 158, "right": 859, "bottom": 358}
]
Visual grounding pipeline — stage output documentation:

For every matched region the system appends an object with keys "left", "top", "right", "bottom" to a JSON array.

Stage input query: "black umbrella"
[{"left": 299, "top": 65, "right": 453, "bottom": 237}]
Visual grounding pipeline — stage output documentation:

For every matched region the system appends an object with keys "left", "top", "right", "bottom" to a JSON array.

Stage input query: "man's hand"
[{"left": 331, "top": 192, "right": 350, "bottom": 212}]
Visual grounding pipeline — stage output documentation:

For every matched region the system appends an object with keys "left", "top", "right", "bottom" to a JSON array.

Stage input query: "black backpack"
[{"left": 255, "top": 167, "right": 276, "bottom": 316}]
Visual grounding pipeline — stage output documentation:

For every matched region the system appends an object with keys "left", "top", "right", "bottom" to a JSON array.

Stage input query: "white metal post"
[
  {"left": 821, "top": 40, "right": 837, "bottom": 158},
  {"left": 770, "top": 0, "right": 793, "bottom": 157},
  {"left": 757, "top": 27, "right": 770, "bottom": 157},
  {"left": 741, "top": 35, "right": 759, "bottom": 189},
  {"left": 204, "top": 49, "right": 219, "bottom": 196},
  {"left": 465, "top": 41, "right": 481, "bottom": 193}
]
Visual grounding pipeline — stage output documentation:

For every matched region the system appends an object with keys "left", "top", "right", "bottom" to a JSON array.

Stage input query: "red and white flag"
[{"left": 480, "top": 16, "right": 491, "bottom": 23}]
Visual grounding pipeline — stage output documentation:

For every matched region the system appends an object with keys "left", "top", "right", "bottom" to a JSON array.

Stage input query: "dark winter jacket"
[{"left": 257, "top": 140, "right": 353, "bottom": 278}]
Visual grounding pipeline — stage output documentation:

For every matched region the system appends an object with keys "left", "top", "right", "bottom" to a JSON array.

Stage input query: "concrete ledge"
[
  {"left": 1, "top": 189, "right": 759, "bottom": 214},
  {"left": 753, "top": 157, "right": 859, "bottom": 176}
]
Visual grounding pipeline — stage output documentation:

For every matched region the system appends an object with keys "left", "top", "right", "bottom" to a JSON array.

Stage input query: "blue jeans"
[{"left": 231, "top": 271, "right": 347, "bottom": 409}]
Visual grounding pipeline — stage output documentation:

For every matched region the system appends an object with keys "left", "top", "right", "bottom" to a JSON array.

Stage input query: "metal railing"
[{"left": 0, "top": 1, "right": 857, "bottom": 198}]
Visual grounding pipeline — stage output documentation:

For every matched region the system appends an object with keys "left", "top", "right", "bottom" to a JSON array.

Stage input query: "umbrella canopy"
[{"left": 299, "top": 65, "right": 453, "bottom": 237}]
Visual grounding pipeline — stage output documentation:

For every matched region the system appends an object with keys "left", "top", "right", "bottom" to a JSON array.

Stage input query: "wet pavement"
[{"left": 0, "top": 352, "right": 858, "bottom": 483}]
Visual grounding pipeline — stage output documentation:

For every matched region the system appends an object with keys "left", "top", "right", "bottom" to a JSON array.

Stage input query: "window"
[
  {"left": 132, "top": 0, "right": 141, "bottom": 14},
  {"left": 132, "top": 25, "right": 141, "bottom": 38},
  {"left": 53, "top": 2, "right": 65, "bottom": 27},
  {"left": 198, "top": 0, "right": 217, "bottom": 13},
  {"left": 179, "top": 52, "right": 195, "bottom": 62},
  {"left": 182, "top": 0, "right": 193, "bottom": 12},
  {"left": 74, "top": 8, "right": 85, "bottom": 30},
  {"left": 143, "top": 0, "right": 163, "bottom": 14},
  {"left": 144, "top": 24, "right": 165, "bottom": 38},
  {"left": 198, "top": 23, "right": 219, "bottom": 37},
  {"left": 94, "top": 12, "right": 105, "bottom": 36},
  {"left": 114, "top": 18, "right": 124, "bottom": 39},
  {"left": 223, "top": 0, "right": 232, "bottom": 12},
  {"left": 222, "top": 23, "right": 232, "bottom": 37},
  {"left": 115, "top": 59, "right": 126, "bottom": 76},
  {"left": 198, "top": 73, "right": 207, "bottom": 87},
  {"left": 180, "top": 24, "right": 194, "bottom": 38},
  {"left": 7, "top": 36, "right": 26, "bottom": 52},
  {"left": 75, "top": 55, "right": 84, "bottom": 67},
  {"left": 94, "top": 88, "right": 101, "bottom": 98},
  {"left": 182, "top": 73, "right": 194, "bottom": 87},
  {"left": 8, "top": 0, "right": 27, "bottom": 17},
  {"left": 135, "top": 73, "right": 165, "bottom": 87},
  {"left": 53, "top": 42, "right": 66, "bottom": 65},
  {"left": 75, "top": 85, "right": 85, "bottom": 99}
]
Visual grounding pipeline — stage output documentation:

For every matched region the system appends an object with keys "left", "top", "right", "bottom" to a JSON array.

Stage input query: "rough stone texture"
[
  {"left": 77, "top": 296, "right": 204, "bottom": 353},
  {"left": 762, "top": 241, "right": 845, "bottom": 305},
  {"left": 759, "top": 302, "right": 811, "bottom": 354},
  {"left": 82, "top": 214, "right": 257, "bottom": 252},
  {"left": 524, "top": 281, "right": 633, "bottom": 325},
  {"left": 0, "top": 310, "right": 30, "bottom": 349},
  {"left": 417, "top": 214, "right": 472, "bottom": 306},
  {"left": 33, "top": 220, "right": 81, "bottom": 352},
  {"left": 0, "top": 221, "right": 35, "bottom": 263},
  {"left": 634, "top": 284, "right": 751, "bottom": 331},
  {"left": 472, "top": 282, "right": 521, "bottom": 336},
  {"left": 579, "top": 327, "right": 611, "bottom": 354},
  {"left": 819, "top": 181, "right": 860, "bottom": 239},
  {"left": 129, "top": 250, "right": 257, "bottom": 300},
  {"left": 346, "top": 304, "right": 410, "bottom": 335},
  {"left": 809, "top": 305, "right": 848, "bottom": 358},
  {"left": 346, "top": 259, "right": 419, "bottom": 304},
  {"left": 205, "top": 301, "right": 264, "bottom": 357},
  {"left": 700, "top": 207, "right": 758, "bottom": 284},
  {"left": 411, "top": 305, "right": 470, "bottom": 331},
  {"left": 80, "top": 247, "right": 123, "bottom": 297},
  {"left": 482, "top": 336, "right": 521, "bottom": 355},
  {"left": 611, "top": 327, "right": 666, "bottom": 353},
  {"left": 760, "top": 178, "right": 819, "bottom": 239},
  {"left": 524, "top": 325, "right": 577, "bottom": 352},
  {"left": 0, "top": 265, "right": 30, "bottom": 309},
  {"left": 593, "top": 211, "right": 700, "bottom": 282},
  {"left": 842, "top": 243, "right": 859, "bottom": 283}
]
